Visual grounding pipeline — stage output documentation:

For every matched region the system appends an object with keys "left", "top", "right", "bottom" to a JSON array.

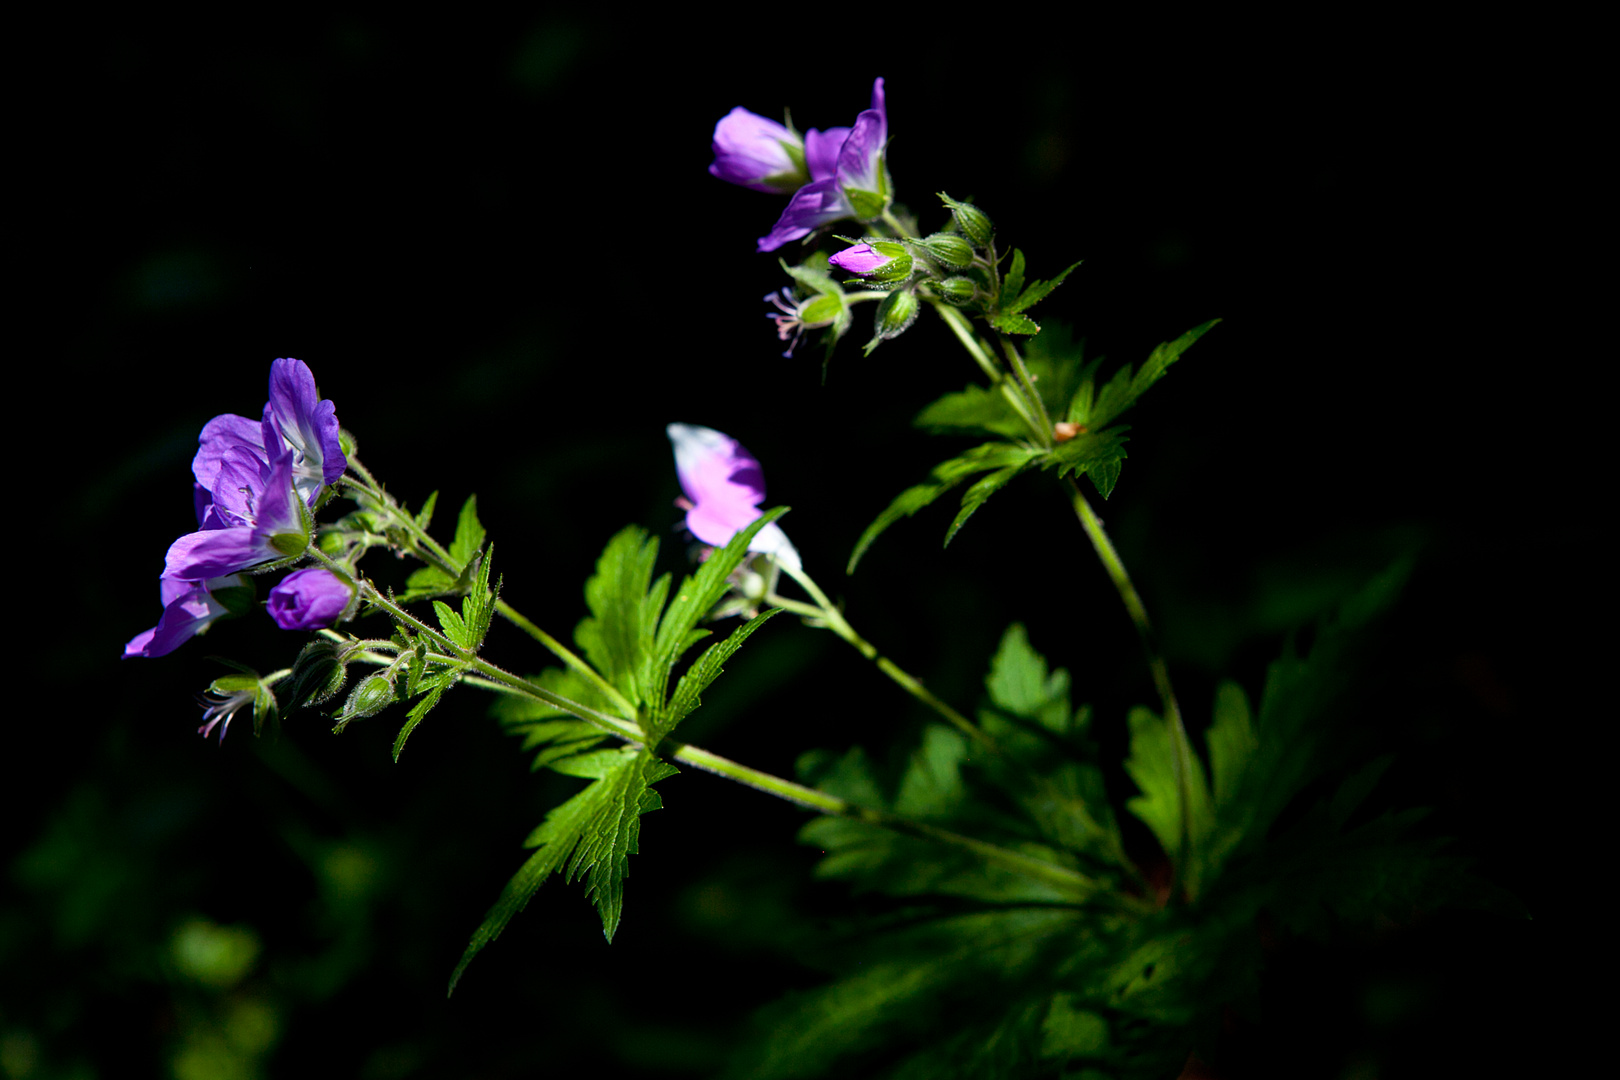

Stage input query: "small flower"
[
  {"left": 757, "top": 78, "right": 888, "bottom": 253},
  {"left": 124, "top": 574, "right": 251, "bottom": 659},
  {"left": 666, "top": 423, "right": 800, "bottom": 571},
  {"left": 267, "top": 567, "right": 354, "bottom": 631},
  {"left": 829, "top": 240, "right": 912, "bottom": 284}
]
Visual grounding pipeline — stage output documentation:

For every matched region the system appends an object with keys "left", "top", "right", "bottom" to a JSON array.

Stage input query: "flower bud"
[
  {"left": 915, "top": 232, "right": 975, "bottom": 270},
  {"left": 268, "top": 568, "right": 355, "bottom": 631},
  {"left": 938, "top": 192, "right": 993, "bottom": 248},
  {"left": 336, "top": 673, "right": 396, "bottom": 728},
  {"left": 934, "top": 276, "right": 980, "bottom": 306},
  {"left": 829, "top": 241, "right": 913, "bottom": 285},
  {"left": 865, "top": 289, "right": 921, "bottom": 353}
]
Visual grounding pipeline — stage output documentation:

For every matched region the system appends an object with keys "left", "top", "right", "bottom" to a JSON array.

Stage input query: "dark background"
[{"left": 8, "top": 11, "right": 1595, "bottom": 1078}]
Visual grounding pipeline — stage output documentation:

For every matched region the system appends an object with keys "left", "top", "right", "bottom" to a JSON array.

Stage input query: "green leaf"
[
  {"left": 1124, "top": 706, "right": 1215, "bottom": 896},
  {"left": 392, "top": 670, "right": 459, "bottom": 762},
  {"left": 848, "top": 444, "right": 1043, "bottom": 573},
  {"left": 448, "top": 494, "right": 486, "bottom": 568},
  {"left": 1088, "top": 319, "right": 1219, "bottom": 431},
  {"left": 1039, "top": 427, "right": 1130, "bottom": 483},
  {"left": 1005, "top": 261, "right": 1081, "bottom": 316},
  {"left": 574, "top": 526, "right": 663, "bottom": 707},
  {"left": 655, "top": 608, "right": 782, "bottom": 743},
  {"left": 432, "top": 600, "right": 469, "bottom": 649},
  {"left": 989, "top": 311, "right": 1041, "bottom": 336},
  {"left": 912, "top": 383, "right": 1029, "bottom": 439},
  {"left": 449, "top": 748, "right": 677, "bottom": 993},
  {"left": 414, "top": 489, "right": 439, "bottom": 531},
  {"left": 1001, "top": 248, "right": 1026, "bottom": 304},
  {"left": 984, "top": 623, "right": 1072, "bottom": 735},
  {"left": 943, "top": 462, "right": 1034, "bottom": 547}
]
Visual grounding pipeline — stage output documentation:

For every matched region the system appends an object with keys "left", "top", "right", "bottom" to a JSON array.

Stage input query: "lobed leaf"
[{"left": 449, "top": 747, "right": 677, "bottom": 993}]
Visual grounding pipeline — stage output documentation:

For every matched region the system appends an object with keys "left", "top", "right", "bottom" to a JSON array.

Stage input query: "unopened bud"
[
  {"left": 336, "top": 673, "right": 396, "bottom": 728},
  {"left": 829, "top": 240, "right": 913, "bottom": 285},
  {"left": 916, "top": 233, "right": 975, "bottom": 270},
  {"left": 938, "top": 192, "right": 993, "bottom": 248},
  {"left": 874, "top": 289, "right": 920, "bottom": 339},
  {"left": 935, "top": 276, "right": 980, "bottom": 306}
]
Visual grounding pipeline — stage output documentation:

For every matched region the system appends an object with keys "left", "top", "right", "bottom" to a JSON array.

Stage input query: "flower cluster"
[
  {"left": 710, "top": 79, "right": 890, "bottom": 253},
  {"left": 125, "top": 358, "right": 354, "bottom": 660}
]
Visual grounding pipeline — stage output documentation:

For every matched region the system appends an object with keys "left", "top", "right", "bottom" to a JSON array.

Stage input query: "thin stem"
[
  {"left": 1067, "top": 481, "right": 1193, "bottom": 892},
  {"left": 776, "top": 562, "right": 990, "bottom": 749},
  {"left": 880, "top": 208, "right": 913, "bottom": 239},
  {"left": 1000, "top": 336, "right": 1054, "bottom": 447},
  {"left": 930, "top": 301, "right": 1046, "bottom": 437},
  {"left": 493, "top": 600, "right": 639, "bottom": 720}
]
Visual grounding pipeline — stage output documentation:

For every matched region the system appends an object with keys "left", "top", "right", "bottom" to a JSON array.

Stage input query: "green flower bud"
[
  {"left": 864, "top": 289, "right": 922, "bottom": 354},
  {"left": 335, "top": 673, "right": 396, "bottom": 730},
  {"left": 916, "top": 233, "right": 976, "bottom": 270},
  {"left": 935, "top": 276, "right": 980, "bottom": 306},
  {"left": 938, "top": 192, "right": 993, "bottom": 248}
]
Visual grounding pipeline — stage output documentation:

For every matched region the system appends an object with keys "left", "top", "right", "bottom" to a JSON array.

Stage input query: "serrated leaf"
[
  {"left": 397, "top": 564, "right": 455, "bottom": 602},
  {"left": 848, "top": 444, "right": 1043, "bottom": 573},
  {"left": 1039, "top": 427, "right": 1129, "bottom": 482},
  {"left": 574, "top": 526, "right": 662, "bottom": 707},
  {"left": 432, "top": 599, "right": 470, "bottom": 650},
  {"left": 450, "top": 748, "right": 677, "bottom": 993},
  {"left": 1088, "top": 457, "right": 1122, "bottom": 499},
  {"left": 1005, "top": 261, "right": 1081, "bottom": 316},
  {"left": 655, "top": 607, "right": 782, "bottom": 743},
  {"left": 1088, "top": 319, "right": 1219, "bottom": 431}
]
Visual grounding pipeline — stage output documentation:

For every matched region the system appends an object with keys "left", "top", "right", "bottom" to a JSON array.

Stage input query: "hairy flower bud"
[
  {"left": 915, "top": 232, "right": 975, "bottom": 270},
  {"left": 829, "top": 241, "right": 913, "bottom": 285},
  {"left": 865, "top": 289, "right": 921, "bottom": 353},
  {"left": 934, "top": 275, "right": 980, "bottom": 305},
  {"left": 939, "top": 192, "right": 993, "bottom": 248},
  {"left": 336, "top": 673, "right": 397, "bottom": 729}
]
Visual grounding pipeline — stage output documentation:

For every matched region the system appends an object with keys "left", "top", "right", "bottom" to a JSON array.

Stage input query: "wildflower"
[
  {"left": 268, "top": 568, "right": 354, "bottom": 631},
  {"left": 124, "top": 574, "right": 251, "bottom": 659},
  {"left": 164, "top": 449, "right": 309, "bottom": 581},
  {"left": 757, "top": 79, "right": 888, "bottom": 253},
  {"left": 666, "top": 423, "right": 800, "bottom": 571},
  {"left": 193, "top": 358, "right": 344, "bottom": 510}
]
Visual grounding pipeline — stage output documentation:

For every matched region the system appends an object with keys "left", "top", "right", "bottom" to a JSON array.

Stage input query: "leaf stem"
[{"left": 930, "top": 301, "right": 1045, "bottom": 437}]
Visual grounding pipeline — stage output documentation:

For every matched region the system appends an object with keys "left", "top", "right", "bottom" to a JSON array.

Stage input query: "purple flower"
[
  {"left": 268, "top": 567, "right": 353, "bottom": 630},
  {"left": 756, "top": 78, "right": 890, "bottom": 253},
  {"left": 193, "top": 358, "right": 344, "bottom": 510},
  {"left": 667, "top": 424, "right": 800, "bottom": 571},
  {"left": 710, "top": 109, "right": 808, "bottom": 194},
  {"left": 164, "top": 450, "right": 308, "bottom": 581},
  {"left": 124, "top": 574, "right": 250, "bottom": 658}
]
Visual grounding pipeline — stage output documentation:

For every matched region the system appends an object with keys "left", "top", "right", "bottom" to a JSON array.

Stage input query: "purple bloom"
[
  {"left": 164, "top": 450, "right": 308, "bottom": 581},
  {"left": 666, "top": 424, "right": 800, "bottom": 571},
  {"left": 193, "top": 358, "right": 344, "bottom": 510},
  {"left": 124, "top": 574, "right": 250, "bottom": 658},
  {"left": 709, "top": 108, "right": 808, "bottom": 194},
  {"left": 268, "top": 568, "right": 353, "bottom": 630},
  {"left": 756, "top": 78, "right": 890, "bottom": 253}
]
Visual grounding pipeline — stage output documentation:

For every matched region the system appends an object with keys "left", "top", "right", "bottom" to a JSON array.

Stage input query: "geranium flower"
[
  {"left": 164, "top": 449, "right": 308, "bottom": 581},
  {"left": 268, "top": 568, "right": 353, "bottom": 630},
  {"left": 193, "top": 357, "right": 344, "bottom": 509},
  {"left": 666, "top": 423, "right": 800, "bottom": 571},
  {"left": 756, "top": 78, "right": 889, "bottom": 253},
  {"left": 123, "top": 574, "right": 251, "bottom": 658}
]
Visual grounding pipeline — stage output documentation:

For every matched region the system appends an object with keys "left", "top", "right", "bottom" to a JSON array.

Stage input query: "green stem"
[
  {"left": 930, "top": 301, "right": 1044, "bottom": 437},
  {"left": 1067, "top": 481, "right": 1193, "bottom": 890},
  {"left": 1000, "top": 336, "right": 1054, "bottom": 447},
  {"left": 776, "top": 562, "right": 990, "bottom": 749}
]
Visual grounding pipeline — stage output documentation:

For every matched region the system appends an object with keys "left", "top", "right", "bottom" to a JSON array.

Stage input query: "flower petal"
[{"left": 757, "top": 178, "right": 851, "bottom": 253}]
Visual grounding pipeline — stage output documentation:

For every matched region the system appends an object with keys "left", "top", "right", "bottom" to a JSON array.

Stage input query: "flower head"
[
  {"left": 124, "top": 574, "right": 251, "bottom": 659},
  {"left": 268, "top": 568, "right": 353, "bottom": 630},
  {"left": 755, "top": 78, "right": 889, "bottom": 253},
  {"left": 164, "top": 449, "right": 308, "bottom": 582},
  {"left": 710, "top": 108, "right": 809, "bottom": 194},
  {"left": 193, "top": 358, "right": 344, "bottom": 511},
  {"left": 666, "top": 423, "right": 800, "bottom": 571}
]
